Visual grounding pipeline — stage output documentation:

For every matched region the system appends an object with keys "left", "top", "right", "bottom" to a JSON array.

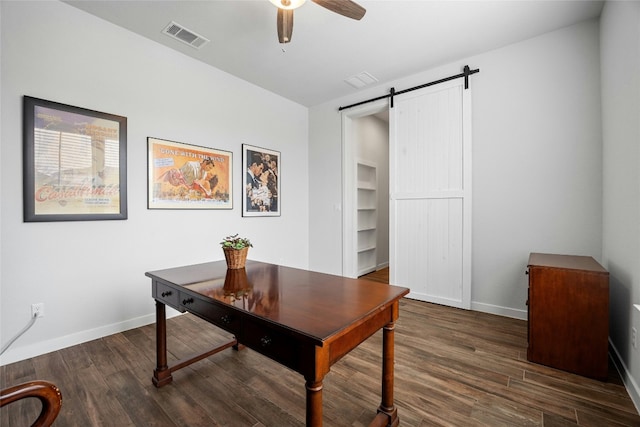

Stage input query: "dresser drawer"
[
  {"left": 153, "top": 282, "right": 181, "bottom": 310},
  {"left": 241, "top": 318, "right": 301, "bottom": 370},
  {"left": 181, "top": 296, "right": 241, "bottom": 335}
]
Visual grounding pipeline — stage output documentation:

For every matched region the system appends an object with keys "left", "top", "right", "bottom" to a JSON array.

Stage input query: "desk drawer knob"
[
  {"left": 221, "top": 315, "right": 231, "bottom": 325},
  {"left": 161, "top": 291, "right": 172, "bottom": 297},
  {"left": 260, "top": 336, "right": 272, "bottom": 348},
  {"left": 182, "top": 297, "right": 194, "bottom": 305}
]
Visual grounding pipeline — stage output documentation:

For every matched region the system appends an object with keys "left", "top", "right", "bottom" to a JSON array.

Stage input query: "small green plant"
[{"left": 220, "top": 234, "right": 253, "bottom": 250}]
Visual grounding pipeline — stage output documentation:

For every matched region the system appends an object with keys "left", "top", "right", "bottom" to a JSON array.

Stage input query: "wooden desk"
[{"left": 146, "top": 261, "right": 409, "bottom": 426}]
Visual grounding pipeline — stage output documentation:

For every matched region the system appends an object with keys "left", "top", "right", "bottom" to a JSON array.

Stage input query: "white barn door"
[{"left": 389, "top": 80, "right": 471, "bottom": 309}]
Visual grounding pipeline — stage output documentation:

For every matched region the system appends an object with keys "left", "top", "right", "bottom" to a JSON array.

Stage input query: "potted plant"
[{"left": 220, "top": 234, "right": 252, "bottom": 269}]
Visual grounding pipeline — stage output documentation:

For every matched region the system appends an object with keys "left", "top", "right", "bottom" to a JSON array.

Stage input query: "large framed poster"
[
  {"left": 147, "top": 137, "right": 232, "bottom": 209},
  {"left": 23, "top": 96, "right": 127, "bottom": 222},
  {"left": 242, "top": 144, "right": 280, "bottom": 217}
]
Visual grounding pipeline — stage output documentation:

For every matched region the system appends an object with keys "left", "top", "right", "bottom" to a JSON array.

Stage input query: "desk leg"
[
  {"left": 152, "top": 301, "right": 173, "bottom": 388},
  {"left": 305, "top": 379, "right": 323, "bottom": 427},
  {"left": 376, "top": 320, "right": 399, "bottom": 427}
]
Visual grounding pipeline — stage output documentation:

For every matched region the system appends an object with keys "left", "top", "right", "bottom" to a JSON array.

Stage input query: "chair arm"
[{"left": 1, "top": 380, "right": 62, "bottom": 427}]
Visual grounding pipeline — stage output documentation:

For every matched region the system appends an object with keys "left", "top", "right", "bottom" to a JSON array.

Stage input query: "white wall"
[
  {"left": 310, "top": 19, "right": 602, "bottom": 319},
  {"left": 469, "top": 18, "right": 603, "bottom": 316},
  {"left": 600, "top": 0, "right": 640, "bottom": 410},
  {"left": 0, "top": 1, "right": 309, "bottom": 365}
]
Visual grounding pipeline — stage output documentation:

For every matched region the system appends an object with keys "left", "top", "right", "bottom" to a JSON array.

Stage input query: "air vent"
[
  {"left": 162, "top": 21, "right": 210, "bottom": 49},
  {"left": 344, "top": 71, "right": 378, "bottom": 89}
]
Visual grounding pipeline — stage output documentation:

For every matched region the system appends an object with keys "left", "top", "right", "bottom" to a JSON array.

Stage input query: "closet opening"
[{"left": 341, "top": 102, "right": 389, "bottom": 279}]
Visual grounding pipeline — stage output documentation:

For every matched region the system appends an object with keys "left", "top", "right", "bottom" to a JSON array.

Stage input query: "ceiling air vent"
[
  {"left": 162, "top": 21, "right": 210, "bottom": 49},
  {"left": 344, "top": 71, "right": 378, "bottom": 89}
]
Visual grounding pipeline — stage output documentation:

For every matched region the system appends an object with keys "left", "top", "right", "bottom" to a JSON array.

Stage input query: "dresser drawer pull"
[
  {"left": 161, "top": 291, "right": 172, "bottom": 297},
  {"left": 260, "top": 336, "right": 272, "bottom": 348},
  {"left": 182, "top": 297, "right": 194, "bottom": 305},
  {"left": 221, "top": 315, "right": 231, "bottom": 325}
]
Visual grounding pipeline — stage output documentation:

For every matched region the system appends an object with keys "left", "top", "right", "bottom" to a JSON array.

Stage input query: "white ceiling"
[{"left": 63, "top": 0, "right": 604, "bottom": 107}]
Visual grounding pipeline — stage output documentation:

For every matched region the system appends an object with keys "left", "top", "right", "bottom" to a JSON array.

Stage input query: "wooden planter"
[{"left": 223, "top": 247, "right": 249, "bottom": 269}]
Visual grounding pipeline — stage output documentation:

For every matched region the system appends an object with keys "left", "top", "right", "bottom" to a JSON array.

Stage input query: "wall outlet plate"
[{"left": 31, "top": 303, "right": 44, "bottom": 318}]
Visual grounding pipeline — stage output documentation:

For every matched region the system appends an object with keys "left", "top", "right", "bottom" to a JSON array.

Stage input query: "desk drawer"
[
  {"left": 182, "top": 297, "right": 240, "bottom": 335},
  {"left": 154, "top": 282, "right": 180, "bottom": 309},
  {"left": 242, "top": 318, "right": 301, "bottom": 370}
]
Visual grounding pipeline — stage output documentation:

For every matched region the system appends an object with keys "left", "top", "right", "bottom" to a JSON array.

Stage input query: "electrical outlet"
[
  {"left": 31, "top": 303, "right": 44, "bottom": 318},
  {"left": 633, "top": 327, "right": 637, "bottom": 350}
]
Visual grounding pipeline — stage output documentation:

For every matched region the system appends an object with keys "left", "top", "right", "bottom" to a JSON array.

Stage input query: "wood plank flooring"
[
  {"left": 2, "top": 269, "right": 639, "bottom": 426},
  {"left": 359, "top": 267, "right": 389, "bottom": 284}
]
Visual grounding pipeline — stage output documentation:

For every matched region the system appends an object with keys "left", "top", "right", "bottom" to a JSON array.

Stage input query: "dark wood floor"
[{"left": 2, "top": 268, "right": 639, "bottom": 426}]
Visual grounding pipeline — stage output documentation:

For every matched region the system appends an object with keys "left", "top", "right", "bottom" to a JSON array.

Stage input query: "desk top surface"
[
  {"left": 528, "top": 253, "right": 608, "bottom": 273},
  {"left": 146, "top": 260, "right": 409, "bottom": 343}
]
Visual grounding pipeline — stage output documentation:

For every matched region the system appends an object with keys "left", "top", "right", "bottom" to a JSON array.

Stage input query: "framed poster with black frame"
[
  {"left": 242, "top": 144, "right": 280, "bottom": 217},
  {"left": 23, "top": 96, "right": 127, "bottom": 222}
]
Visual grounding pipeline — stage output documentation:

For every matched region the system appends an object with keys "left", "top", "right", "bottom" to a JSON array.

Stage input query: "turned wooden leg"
[
  {"left": 305, "top": 378, "right": 323, "bottom": 427},
  {"left": 377, "top": 320, "right": 399, "bottom": 426},
  {"left": 152, "top": 301, "right": 172, "bottom": 387}
]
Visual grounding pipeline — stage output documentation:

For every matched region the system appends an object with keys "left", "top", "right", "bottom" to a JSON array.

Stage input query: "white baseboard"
[
  {"left": 471, "top": 301, "right": 528, "bottom": 320},
  {"left": 610, "top": 339, "right": 640, "bottom": 414},
  {"left": 0, "top": 310, "right": 183, "bottom": 366},
  {"left": 377, "top": 262, "right": 389, "bottom": 270}
]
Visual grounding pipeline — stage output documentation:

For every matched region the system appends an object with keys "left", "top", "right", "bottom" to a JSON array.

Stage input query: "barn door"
[{"left": 389, "top": 79, "right": 471, "bottom": 309}]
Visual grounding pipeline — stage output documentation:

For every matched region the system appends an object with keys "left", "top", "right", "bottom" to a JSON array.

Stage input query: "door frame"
[{"left": 341, "top": 100, "right": 389, "bottom": 278}]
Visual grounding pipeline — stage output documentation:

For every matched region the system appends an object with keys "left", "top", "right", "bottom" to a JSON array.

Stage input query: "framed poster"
[
  {"left": 23, "top": 96, "right": 127, "bottom": 222},
  {"left": 147, "top": 137, "right": 232, "bottom": 209},
  {"left": 242, "top": 144, "right": 280, "bottom": 217}
]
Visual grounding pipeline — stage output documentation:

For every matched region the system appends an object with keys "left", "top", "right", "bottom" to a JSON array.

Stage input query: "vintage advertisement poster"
[
  {"left": 148, "top": 137, "right": 232, "bottom": 209},
  {"left": 242, "top": 144, "right": 280, "bottom": 217},
  {"left": 23, "top": 97, "right": 127, "bottom": 222}
]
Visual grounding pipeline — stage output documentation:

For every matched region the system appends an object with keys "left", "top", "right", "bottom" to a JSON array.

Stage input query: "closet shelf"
[
  {"left": 357, "top": 183, "right": 376, "bottom": 191},
  {"left": 357, "top": 160, "right": 377, "bottom": 277}
]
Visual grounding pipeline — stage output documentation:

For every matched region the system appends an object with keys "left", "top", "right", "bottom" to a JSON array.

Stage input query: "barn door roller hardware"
[{"left": 338, "top": 65, "right": 479, "bottom": 111}]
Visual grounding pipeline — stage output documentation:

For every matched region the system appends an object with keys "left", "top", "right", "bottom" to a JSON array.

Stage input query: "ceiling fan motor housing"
[{"left": 274, "top": 0, "right": 366, "bottom": 44}]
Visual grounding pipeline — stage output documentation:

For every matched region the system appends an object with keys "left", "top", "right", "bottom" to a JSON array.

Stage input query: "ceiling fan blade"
[
  {"left": 277, "top": 8, "right": 294, "bottom": 44},
  {"left": 312, "top": 0, "right": 366, "bottom": 20}
]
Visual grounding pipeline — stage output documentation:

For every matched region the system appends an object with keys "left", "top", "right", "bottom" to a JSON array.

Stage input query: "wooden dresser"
[{"left": 526, "top": 253, "right": 609, "bottom": 380}]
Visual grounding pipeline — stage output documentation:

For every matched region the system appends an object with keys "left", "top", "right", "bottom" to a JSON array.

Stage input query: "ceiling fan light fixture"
[
  {"left": 272, "top": 0, "right": 365, "bottom": 44},
  {"left": 269, "top": 0, "right": 306, "bottom": 10}
]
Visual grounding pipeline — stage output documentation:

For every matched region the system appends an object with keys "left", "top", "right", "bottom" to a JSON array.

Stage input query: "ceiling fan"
[{"left": 269, "top": 0, "right": 366, "bottom": 44}]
